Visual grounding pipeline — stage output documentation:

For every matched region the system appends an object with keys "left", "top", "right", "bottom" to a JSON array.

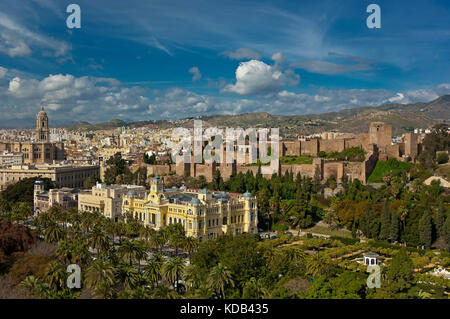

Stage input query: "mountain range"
[{"left": 68, "top": 95, "right": 450, "bottom": 136}]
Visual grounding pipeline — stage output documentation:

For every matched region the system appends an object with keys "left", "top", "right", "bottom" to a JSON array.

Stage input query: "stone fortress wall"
[{"left": 132, "top": 122, "right": 420, "bottom": 185}]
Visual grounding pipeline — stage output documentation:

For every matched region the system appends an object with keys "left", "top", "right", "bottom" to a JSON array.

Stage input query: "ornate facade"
[
  {"left": 122, "top": 176, "right": 258, "bottom": 240},
  {"left": 0, "top": 106, "right": 65, "bottom": 165}
]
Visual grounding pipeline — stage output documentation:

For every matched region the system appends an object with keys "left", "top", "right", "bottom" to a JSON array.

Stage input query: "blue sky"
[{"left": 0, "top": 0, "right": 449, "bottom": 126}]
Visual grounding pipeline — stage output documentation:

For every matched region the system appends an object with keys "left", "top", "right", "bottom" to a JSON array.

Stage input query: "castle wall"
[
  {"left": 281, "top": 140, "right": 301, "bottom": 156},
  {"left": 323, "top": 162, "right": 344, "bottom": 183},
  {"left": 319, "top": 139, "right": 345, "bottom": 153},
  {"left": 300, "top": 139, "right": 319, "bottom": 156},
  {"left": 404, "top": 133, "right": 418, "bottom": 160}
]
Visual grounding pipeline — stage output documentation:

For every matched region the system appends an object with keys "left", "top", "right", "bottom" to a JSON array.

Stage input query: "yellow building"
[
  {"left": 122, "top": 176, "right": 258, "bottom": 241},
  {"left": 78, "top": 183, "right": 146, "bottom": 221}
]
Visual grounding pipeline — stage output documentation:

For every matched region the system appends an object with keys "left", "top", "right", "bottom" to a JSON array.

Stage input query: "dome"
[
  {"left": 190, "top": 198, "right": 201, "bottom": 206},
  {"left": 127, "top": 189, "right": 136, "bottom": 197},
  {"left": 243, "top": 191, "right": 252, "bottom": 199},
  {"left": 37, "top": 106, "right": 48, "bottom": 118}
]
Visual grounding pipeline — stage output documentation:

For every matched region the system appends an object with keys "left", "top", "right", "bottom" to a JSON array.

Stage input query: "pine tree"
[
  {"left": 380, "top": 200, "right": 391, "bottom": 240},
  {"left": 418, "top": 212, "right": 433, "bottom": 249},
  {"left": 386, "top": 248, "right": 413, "bottom": 294},
  {"left": 436, "top": 199, "right": 447, "bottom": 237}
]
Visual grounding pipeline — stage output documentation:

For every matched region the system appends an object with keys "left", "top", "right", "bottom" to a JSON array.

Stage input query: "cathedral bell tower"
[{"left": 36, "top": 106, "right": 49, "bottom": 142}]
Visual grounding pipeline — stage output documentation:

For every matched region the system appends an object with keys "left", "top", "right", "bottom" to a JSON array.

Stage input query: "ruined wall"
[{"left": 323, "top": 162, "right": 344, "bottom": 183}]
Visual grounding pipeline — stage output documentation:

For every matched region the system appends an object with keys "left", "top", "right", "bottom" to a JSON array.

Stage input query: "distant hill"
[
  {"left": 69, "top": 119, "right": 128, "bottom": 131},
  {"left": 67, "top": 95, "right": 450, "bottom": 135}
]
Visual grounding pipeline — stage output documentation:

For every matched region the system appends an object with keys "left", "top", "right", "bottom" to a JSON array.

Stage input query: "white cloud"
[
  {"left": 0, "top": 66, "right": 7, "bottom": 78},
  {"left": 291, "top": 60, "right": 372, "bottom": 75},
  {"left": 220, "top": 48, "right": 261, "bottom": 60},
  {"left": 0, "top": 12, "right": 70, "bottom": 58},
  {"left": 271, "top": 52, "right": 286, "bottom": 66},
  {"left": 0, "top": 69, "right": 448, "bottom": 126},
  {"left": 388, "top": 93, "right": 404, "bottom": 103},
  {"left": 223, "top": 60, "right": 299, "bottom": 95},
  {"left": 188, "top": 66, "right": 202, "bottom": 82}
]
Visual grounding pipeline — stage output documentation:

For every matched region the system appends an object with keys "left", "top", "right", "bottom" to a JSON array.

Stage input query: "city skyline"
[{"left": 0, "top": 0, "right": 449, "bottom": 126}]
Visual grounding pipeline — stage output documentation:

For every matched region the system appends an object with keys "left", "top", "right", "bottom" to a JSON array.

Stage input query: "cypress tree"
[
  {"left": 351, "top": 222, "right": 357, "bottom": 239},
  {"left": 380, "top": 200, "right": 391, "bottom": 240},
  {"left": 389, "top": 211, "right": 400, "bottom": 242},
  {"left": 436, "top": 199, "right": 447, "bottom": 237},
  {"left": 418, "top": 212, "right": 433, "bottom": 249},
  {"left": 444, "top": 215, "right": 450, "bottom": 248}
]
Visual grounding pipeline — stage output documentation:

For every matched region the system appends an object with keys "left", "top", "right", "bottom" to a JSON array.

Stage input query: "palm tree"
[
  {"left": 104, "top": 219, "right": 117, "bottom": 243},
  {"left": 118, "top": 239, "right": 138, "bottom": 266},
  {"left": 162, "top": 256, "right": 185, "bottom": 291},
  {"left": 46, "top": 261, "right": 67, "bottom": 291},
  {"left": 89, "top": 227, "right": 110, "bottom": 258},
  {"left": 152, "top": 283, "right": 180, "bottom": 299},
  {"left": 144, "top": 258, "right": 163, "bottom": 288},
  {"left": 306, "top": 253, "right": 334, "bottom": 278},
  {"left": 140, "top": 226, "right": 155, "bottom": 243},
  {"left": 115, "top": 221, "right": 127, "bottom": 241},
  {"left": 21, "top": 275, "right": 49, "bottom": 298},
  {"left": 71, "top": 239, "right": 91, "bottom": 265},
  {"left": 37, "top": 211, "right": 54, "bottom": 228},
  {"left": 85, "top": 259, "right": 116, "bottom": 298},
  {"left": 115, "top": 263, "right": 140, "bottom": 290},
  {"left": 44, "top": 223, "right": 65, "bottom": 243},
  {"left": 56, "top": 240, "right": 73, "bottom": 264},
  {"left": 133, "top": 240, "right": 148, "bottom": 271},
  {"left": 151, "top": 231, "right": 167, "bottom": 253},
  {"left": 207, "top": 263, "right": 234, "bottom": 299},
  {"left": 183, "top": 264, "right": 203, "bottom": 290},
  {"left": 169, "top": 233, "right": 186, "bottom": 256},
  {"left": 81, "top": 212, "right": 95, "bottom": 235},
  {"left": 183, "top": 236, "right": 199, "bottom": 263}
]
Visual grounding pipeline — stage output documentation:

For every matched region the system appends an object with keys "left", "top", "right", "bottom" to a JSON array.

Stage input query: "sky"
[{"left": 0, "top": 0, "right": 449, "bottom": 127}]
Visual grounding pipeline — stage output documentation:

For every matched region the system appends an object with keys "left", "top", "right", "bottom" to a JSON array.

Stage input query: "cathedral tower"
[{"left": 36, "top": 106, "right": 49, "bottom": 142}]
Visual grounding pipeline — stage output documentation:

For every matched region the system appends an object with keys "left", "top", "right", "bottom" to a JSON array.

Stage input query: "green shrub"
[{"left": 437, "top": 152, "right": 449, "bottom": 164}]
